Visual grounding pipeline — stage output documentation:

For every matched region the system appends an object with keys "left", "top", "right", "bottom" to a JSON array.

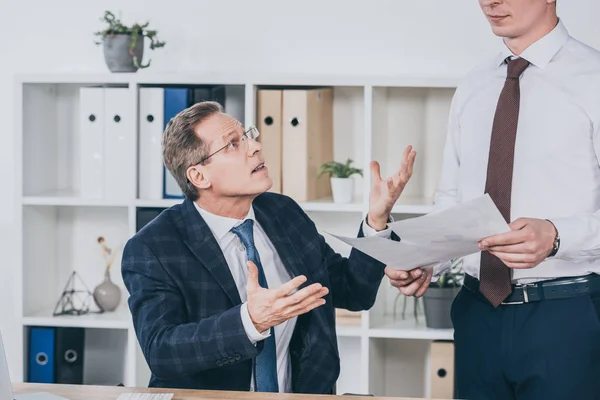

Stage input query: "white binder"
[
  {"left": 104, "top": 88, "right": 134, "bottom": 201},
  {"left": 79, "top": 87, "right": 105, "bottom": 199},
  {"left": 138, "top": 88, "right": 165, "bottom": 200}
]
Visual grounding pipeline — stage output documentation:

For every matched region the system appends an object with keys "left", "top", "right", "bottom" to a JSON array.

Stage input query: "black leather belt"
[{"left": 463, "top": 273, "right": 600, "bottom": 305}]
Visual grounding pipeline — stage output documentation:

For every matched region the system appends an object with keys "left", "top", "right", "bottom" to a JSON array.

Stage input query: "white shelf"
[
  {"left": 300, "top": 197, "right": 364, "bottom": 213},
  {"left": 135, "top": 197, "right": 365, "bottom": 213},
  {"left": 15, "top": 72, "right": 462, "bottom": 88},
  {"left": 391, "top": 197, "right": 435, "bottom": 215},
  {"left": 369, "top": 315, "right": 453, "bottom": 340},
  {"left": 23, "top": 192, "right": 130, "bottom": 207},
  {"left": 24, "top": 195, "right": 432, "bottom": 215},
  {"left": 14, "top": 73, "right": 458, "bottom": 395},
  {"left": 134, "top": 198, "right": 184, "bottom": 208},
  {"left": 22, "top": 306, "right": 132, "bottom": 330},
  {"left": 335, "top": 326, "right": 364, "bottom": 338}
]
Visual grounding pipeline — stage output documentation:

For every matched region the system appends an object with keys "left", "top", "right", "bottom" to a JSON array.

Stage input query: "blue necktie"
[{"left": 230, "top": 219, "right": 279, "bottom": 393}]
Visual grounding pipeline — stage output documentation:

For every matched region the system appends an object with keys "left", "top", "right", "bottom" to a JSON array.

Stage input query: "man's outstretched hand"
[
  {"left": 385, "top": 266, "right": 433, "bottom": 297},
  {"left": 368, "top": 145, "right": 416, "bottom": 231},
  {"left": 246, "top": 261, "right": 329, "bottom": 333}
]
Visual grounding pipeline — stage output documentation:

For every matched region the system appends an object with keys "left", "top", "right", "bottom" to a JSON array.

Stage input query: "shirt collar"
[
  {"left": 193, "top": 201, "right": 256, "bottom": 241},
  {"left": 497, "top": 18, "right": 569, "bottom": 69}
]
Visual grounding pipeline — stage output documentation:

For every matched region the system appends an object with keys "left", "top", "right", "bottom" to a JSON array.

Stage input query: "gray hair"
[{"left": 162, "top": 101, "right": 223, "bottom": 201}]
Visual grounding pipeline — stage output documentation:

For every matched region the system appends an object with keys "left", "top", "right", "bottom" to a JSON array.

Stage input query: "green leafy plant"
[
  {"left": 430, "top": 258, "right": 464, "bottom": 288},
  {"left": 318, "top": 159, "right": 363, "bottom": 179},
  {"left": 94, "top": 10, "right": 166, "bottom": 69}
]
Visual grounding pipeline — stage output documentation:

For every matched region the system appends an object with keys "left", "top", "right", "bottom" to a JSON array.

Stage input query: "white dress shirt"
[
  {"left": 433, "top": 19, "right": 600, "bottom": 284},
  {"left": 194, "top": 202, "right": 386, "bottom": 392}
]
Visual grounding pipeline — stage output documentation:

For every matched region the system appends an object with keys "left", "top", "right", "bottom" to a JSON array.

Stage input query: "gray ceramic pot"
[
  {"left": 93, "top": 270, "right": 121, "bottom": 312},
  {"left": 423, "top": 286, "right": 461, "bottom": 329},
  {"left": 103, "top": 33, "right": 144, "bottom": 73}
]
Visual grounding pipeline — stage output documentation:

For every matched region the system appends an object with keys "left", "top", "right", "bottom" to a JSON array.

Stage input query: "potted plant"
[
  {"left": 94, "top": 11, "right": 166, "bottom": 73},
  {"left": 422, "top": 258, "right": 464, "bottom": 329},
  {"left": 318, "top": 159, "right": 363, "bottom": 203}
]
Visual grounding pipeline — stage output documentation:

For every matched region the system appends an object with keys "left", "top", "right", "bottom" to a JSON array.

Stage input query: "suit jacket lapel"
[
  {"left": 254, "top": 204, "right": 307, "bottom": 281},
  {"left": 178, "top": 199, "right": 242, "bottom": 306}
]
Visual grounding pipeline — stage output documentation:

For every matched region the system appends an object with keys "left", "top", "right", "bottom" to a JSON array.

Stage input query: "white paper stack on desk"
[{"left": 328, "top": 194, "right": 510, "bottom": 271}]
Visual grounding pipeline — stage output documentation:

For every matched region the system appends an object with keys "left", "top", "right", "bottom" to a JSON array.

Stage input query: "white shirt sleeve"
[
  {"left": 240, "top": 302, "right": 270, "bottom": 344},
  {"left": 549, "top": 121, "right": 600, "bottom": 263},
  {"left": 362, "top": 216, "right": 393, "bottom": 238}
]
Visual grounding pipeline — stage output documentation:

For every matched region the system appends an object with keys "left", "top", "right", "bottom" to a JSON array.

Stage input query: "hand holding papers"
[{"left": 328, "top": 194, "right": 510, "bottom": 271}]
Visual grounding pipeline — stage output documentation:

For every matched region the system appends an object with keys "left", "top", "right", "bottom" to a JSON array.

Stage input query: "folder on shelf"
[
  {"left": 139, "top": 88, "right": 166, "bottom": 200},
  {"left": 139, "top": 85, "right": 237, "bottom": 200},
  {"left": 191, "top": 85, "right": 226, "bottom": 106},
  {"left": 162, "top": 88, "right": 190, "bottom": 199},
  {"left": 79, "top": 87, "right": 105, "bottom": 200},
  {"left": 136, "top": 207, "right": 166, "bottom": 232},
  {"left": 335, "top": 309, "right": 362, "bottom": 326},
  {"left": 281, "top": 88, "right": 334, "bottom": 202},
  {"left": 429, "top": 341, "right": 454, "bottom": 399},
  {"left": 104, "top": 88, "right": 135, "bottom": 201},
  {"left": 257, "top": 89, "right": 283, "bottom": 193},
  {"left": 54, "top": 327, "right": 85, "bottom": 384},
  {"left": 224, "top": 85, "right": 246, "bottom": 125},
  {"left": 28, "top": 327, "right": 55, "bottom": 383}
]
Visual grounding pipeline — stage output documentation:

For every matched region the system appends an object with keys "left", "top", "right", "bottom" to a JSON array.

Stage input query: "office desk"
[{"left": 12, "top": 383, "right": 433, "bottom": 400}]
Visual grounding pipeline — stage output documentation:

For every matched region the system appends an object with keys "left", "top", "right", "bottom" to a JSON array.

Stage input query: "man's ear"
[{"left": 187, "top": 166, "right": 211, "bottom": 191}]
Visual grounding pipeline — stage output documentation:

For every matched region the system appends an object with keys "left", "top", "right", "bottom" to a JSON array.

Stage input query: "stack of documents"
[{"left": 328, "top": 194, "right": 510, "bottom": 271}]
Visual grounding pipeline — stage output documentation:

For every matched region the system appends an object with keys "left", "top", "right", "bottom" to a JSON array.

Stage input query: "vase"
[
  {"left": 422, "top": 286, "right": 461, "bottom": 329},
  {"left": 331, "top": 177, "right": 354, "bottom": 204},
  {"left": 103, "top": 33, "right": 144, "bottom": 73},
  {"left": 93, "top": 270, "right": 121, "bottom": 312}
]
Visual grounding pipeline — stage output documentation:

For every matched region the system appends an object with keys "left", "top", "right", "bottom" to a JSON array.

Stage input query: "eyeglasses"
[{"left": 194, "top": 126, "right": 260, "bottom": 165}]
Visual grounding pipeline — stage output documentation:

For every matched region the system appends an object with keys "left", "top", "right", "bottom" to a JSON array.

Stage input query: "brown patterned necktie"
[{"left": 479, "top": 57, "right": 531, "bottom": 307}]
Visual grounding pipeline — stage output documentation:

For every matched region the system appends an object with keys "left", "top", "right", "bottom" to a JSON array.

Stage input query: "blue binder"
[
  {"left": 28, "top": 327, "right": 55, "bottom": 383},
  {"left": 163, "top": 88, "right": 190, "bottom": 199}
]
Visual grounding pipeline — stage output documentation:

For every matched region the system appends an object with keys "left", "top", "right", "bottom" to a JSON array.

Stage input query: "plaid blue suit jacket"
[{"left": 121, "top": 193, "right": 387, "bottom": 394}]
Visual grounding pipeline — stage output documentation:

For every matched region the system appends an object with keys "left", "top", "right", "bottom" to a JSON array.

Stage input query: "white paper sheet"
[{"left": 327, "top": 194, "right": 510, "bottom": 270}]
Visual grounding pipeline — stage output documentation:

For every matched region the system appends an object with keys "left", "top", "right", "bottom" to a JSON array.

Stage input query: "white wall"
[{"left": 1, "top": 0, "right": 599, "bottom": 381}]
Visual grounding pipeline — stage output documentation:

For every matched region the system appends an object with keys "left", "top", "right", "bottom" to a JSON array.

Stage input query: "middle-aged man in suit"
[
  {"left": 386, "top": 0, "right": 600, "bottom": 399},
  {"left": 121, "top": 100, "right": 416, "bottom": 394}
]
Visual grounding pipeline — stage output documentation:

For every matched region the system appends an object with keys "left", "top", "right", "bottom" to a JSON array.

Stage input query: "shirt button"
[{"left": 239, "top": 245, "right": 245, "bottom": 252}]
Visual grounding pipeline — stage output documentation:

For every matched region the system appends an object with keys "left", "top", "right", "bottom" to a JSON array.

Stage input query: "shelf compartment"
[
  {"left": 255, "top": 85, "right": 366, "bottom": 205},
  {"left": 371, "top": 86, "right": 455, "bottom": 210},
  {"left": 22, "top": 205, "right": 129, "bottom": 319},
  {"left": 336, "top": 336, "right": 364, "bottom": 395},
  {"left": 20, "top": 82, "right": 135, "bottom": 202},
  {"left": 368, "top": 337, "right": 431, "bottom": 398},
  {"left": 23, "top": 327, "right": 128, "bottom": 386}
]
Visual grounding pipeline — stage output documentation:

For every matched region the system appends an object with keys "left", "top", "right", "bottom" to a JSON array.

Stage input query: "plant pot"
[
  {"left": 103, "top": 33, "right": 144, "bottom": 73},
  {"left": 93, "top": 270, "right": 121, "bottom": 312},
  {"left": 331, "top": 177, "right": 354, "bottom": 204},
  {"left": 422, "top": 286, "right": 461, "bottom": 329}
]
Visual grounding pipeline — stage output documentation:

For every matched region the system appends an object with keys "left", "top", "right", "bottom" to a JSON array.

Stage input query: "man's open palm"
[
  {"left": 368, "top": 145, "right": 416, "bottom": 229},
  {"left": 246, "top": 261, "right": 328, "bottom": 333}
]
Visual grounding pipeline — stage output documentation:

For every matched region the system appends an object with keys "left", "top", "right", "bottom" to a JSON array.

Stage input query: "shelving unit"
[{"left": 13, "top": 71, "right": 459, "bottom": 397}]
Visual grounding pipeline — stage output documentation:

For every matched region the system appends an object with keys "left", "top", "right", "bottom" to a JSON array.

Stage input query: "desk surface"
[{"left": 12, "top": 383, "right": 432, "bottom": 400}]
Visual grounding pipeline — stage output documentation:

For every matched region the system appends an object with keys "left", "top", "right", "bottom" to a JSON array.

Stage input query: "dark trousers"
[{"left": 451, "top": 284, "right": 600, "bottom": 400}]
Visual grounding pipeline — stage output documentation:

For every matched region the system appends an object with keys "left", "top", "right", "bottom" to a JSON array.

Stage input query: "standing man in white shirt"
[{"left": 385, "top": 1, "right": 600, "bottom": 398}]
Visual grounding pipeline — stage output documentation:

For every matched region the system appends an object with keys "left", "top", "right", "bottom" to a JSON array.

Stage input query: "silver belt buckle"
[{"left": 501, "top": 283, "right": 533, "bottom": 305}]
